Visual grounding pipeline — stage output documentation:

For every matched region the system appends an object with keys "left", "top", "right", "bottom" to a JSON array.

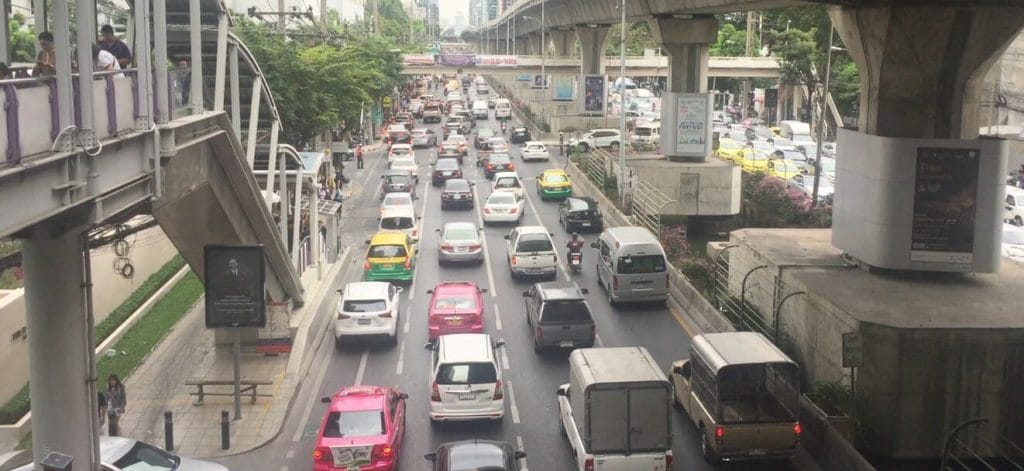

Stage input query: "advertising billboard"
[
  {"left": 204, "top": 245, "right": 266, "bottom": 328},
  {"left": 673, "top": 93, "right": 711, "bottom": 157},
  {"left": 582, "top": 75, "right": 606, "bottom": 113},
  {"left": 476, "top": 55, "right": 518, "bottom": 67},
  {"left": 910, "top": 147, "right": 980, "bottom": 263},
  {"left": 552, "top": 75, "right": 574, "bottom": 101}
]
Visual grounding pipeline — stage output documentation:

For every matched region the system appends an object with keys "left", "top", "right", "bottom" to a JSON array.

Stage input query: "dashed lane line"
[
  {"left": 516, "top": 435, "right": 530, "bottom": 471},
  {"left": 494, "top": 304, "right": 502, "bottom": 331},
  {"left": 395, "top": 339, "right": 406, "bottom": 375},
  {"left": 506, "top": 379, "right": 521, "bottom": 424},
  {"left": 353, "top": 349, "right": 369, "bottom": 386},
  {"left": 474, "top": 183, "right": 499, "bottom": 298}
]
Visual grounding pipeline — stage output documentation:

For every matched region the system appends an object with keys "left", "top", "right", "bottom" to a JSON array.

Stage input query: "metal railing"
[
  {"left": 630, "top": 179, "right": 673, "bottom": 239},
  {"left": 296, "top": 236, "right": 312, "bottom": 273},
  {"left": 941, "top": 418, "right": 1024, "bottom": 470}
]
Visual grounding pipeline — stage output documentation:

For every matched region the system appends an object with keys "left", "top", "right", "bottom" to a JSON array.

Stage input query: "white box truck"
[{"left": 556, "top": 347, "right": 674, "bottom": 470}]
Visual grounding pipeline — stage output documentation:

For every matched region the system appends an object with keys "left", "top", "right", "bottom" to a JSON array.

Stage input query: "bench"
[{"left": 185, "top": 380, "right": 273, "bottom": 406}]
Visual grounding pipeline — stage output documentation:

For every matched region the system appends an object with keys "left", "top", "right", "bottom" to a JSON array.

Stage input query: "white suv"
[
  {"left": 335, "top": 281, "right": 402, "bottom": 347},
  {"left": 426, "top": 333, "right": 506, "bottom": 422},
  {"left": 569, "top": 129, "right": 622, "bottom": 152},
  {"left": 505, "top": 226, "right": 558, "bottom": 279}
]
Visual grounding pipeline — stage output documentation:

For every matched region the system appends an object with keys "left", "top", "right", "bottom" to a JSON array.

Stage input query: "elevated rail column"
[
  {"left": 549, "top": 28, "right": 574, "bottom": 58},
  {"left": 649, "top": 15, "right": 717, "bottom": 163},
  {"left": 22, "top": 225, "right": 99, "bottom": 469}
]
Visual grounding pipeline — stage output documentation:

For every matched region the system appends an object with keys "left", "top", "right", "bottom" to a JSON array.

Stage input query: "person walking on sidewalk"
[
  {"left": 98, "top": 391, "right": 108, "bottom": 433},
  {"left": 106, "top": 374, "right": 127, "bottom": 436},
  {"left": 356, "top": 144, "right": 365, "bottom": 169}
]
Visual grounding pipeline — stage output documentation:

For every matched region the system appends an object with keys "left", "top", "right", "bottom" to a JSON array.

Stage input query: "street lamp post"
[
  {"left": 541, "top": 0, "right": 546, "bottom": 128},
  {"left": 618, "top": 0, "right": 626, "bottom": 209},
  {"left": 812, "top": 25, "right": 840, "bottom": 208}
]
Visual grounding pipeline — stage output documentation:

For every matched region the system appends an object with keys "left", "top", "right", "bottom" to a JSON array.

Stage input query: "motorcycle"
[{"left": 569, "top": 251, "right": 582, "bottom": 274}]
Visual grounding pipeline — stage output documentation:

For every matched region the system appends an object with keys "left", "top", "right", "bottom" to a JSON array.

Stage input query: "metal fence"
[
  {"left": 579, "top": 148, "right": 610, "bottom": 190},
  {"left": 630, "top": 179, "right": 673, "bottom": 239},
  {"left": 942, "top": 418, "right": 1024, "bottom": 471}
]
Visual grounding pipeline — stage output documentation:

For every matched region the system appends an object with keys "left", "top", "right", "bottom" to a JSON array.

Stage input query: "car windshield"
[
  {"left": 448, "top": 136, "right": 467, "bottom": 144},
  {"left": 369, "top": 244, "right": 407, "bottom": 258},
  {"left": 343, "top": 299, "right": 387, "bottom": 312},
  {"left": 1005, "top": 230, "right": 1024, "bottom": 245},
  {"left": 445, "top": 226, "right": 477, "bottom": 240},
  {"left": 436, "top": 160, "right": 459, "bottom": 170},
  {"left": 433, "top": 295, "right": 478, "bottom": 310},
  {"left": 495, "top": 178, "right": 520, "bottom": 189},
  {"left": 545, "top": 174, "right": 568, "bottom": 184},
  {"left": 479, "top": 130, "right": 495, "bottom": 138},
  {"left": 744, "top": 150, "right": 770, "bottom": 161},
  {"left": 391, "top": 148, "right": 411, "bottom": 155},
  {"left": 384, "top": 175, "right": 409, "bottom": 185},
  {"left": 393, "top": 158, "right": 415, "bottom": 167},
  {"left": 541, "top": 300, "right": 592, "bottom": 323},
  {"left": 322, "top": 410, "right": 385, "bottom": 438},
  {"left": 617, "top": 254, "right": 666, "bottom": 274},
  {"left": 490, "top": 155, "right": 511, "bottom": 164},
  {"left": 488, "top": 194, "right": 516, "bottom": 205},
  {"left": 749, "top": 141, "right": 774, "bottom": 151},
  {"left": 447, "top": 444, "right": 506, "bottom": 470},
  {"left": 112, "top": 440, "right": 180, "bottom": 471},
  {"left": 436, "top": 362, "right": 497, "bottom": 385},
  {"left": 388, "top": 125, "right": 406, "bottom": 132},
  {"left": 381, "top": 217, "right": 414, "bottom": 230},
  {"left": 516, "top": 235, "right": 552, "bottom": 252},
  {"left": 440, "top": 145, "right": 459, "bottom": 152},
  {"left": 635, "top": 128, "right": 655, "bottom": 136},
  {"left": 383, "top": 195, "right": 412, "bottom": 207}
]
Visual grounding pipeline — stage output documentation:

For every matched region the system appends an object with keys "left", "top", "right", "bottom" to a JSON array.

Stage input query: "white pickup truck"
[
  {"left": 504, "top": 226, "right": 557, "bottom": 280},
  {"left": 557, "top": 347, "right": 674, "bottom": 471}
]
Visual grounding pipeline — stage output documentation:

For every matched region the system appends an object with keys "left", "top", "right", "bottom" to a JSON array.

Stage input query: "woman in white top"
[{"left": 92, "top": 43, "right": 124, "bottom": 78}]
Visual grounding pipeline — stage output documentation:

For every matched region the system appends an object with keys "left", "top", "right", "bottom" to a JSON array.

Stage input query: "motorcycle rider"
[{"left": 566, "top": 233, "right": 584, "bottom": 269}]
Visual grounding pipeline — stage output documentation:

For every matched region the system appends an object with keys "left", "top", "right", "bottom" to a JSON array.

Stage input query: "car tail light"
[
  {"left": 509, "top": 207, "right": 518, "bottom": 214},
  {"left": 715, "top": 425, "right": 725, "bottom": 444},
  {"left": 313, "top": 446, "right": 331, "bottom": 462},
  {"left": 431, "top": 381, "right": 441, "bottom": 401},
  {"left": 511, "top": 256, "right": 518, "bottom": 265},
  {"left": 455, "top": 170, "right": 462, "bottom": 178},
  {"left": 493, "top": 379, "right": 503, "bottom": 400},
  {"left": 794, "top": 422, "right": 802, "bottom": 441},
  {"left": 404, "top": 259, "right": 412, "bottom": 269},
  {"left": 364, "top": 260, "right": 371, "bottom": 270},
  {"left": 379, "top": 311, "right": 392, "bottom": 318},
  {"left": 487, "top": 164, "right": 494, "bottom": 171},
  {"left": 371, "top": 444, "right": 394, "bottom": 461},
  {"left": 338, "top": 312, "right": 351, "bottom": 320},
  {"left": 584, "top": 458, "right": 594, "bottom": 471},
  {"left": 483, "top": 208, "right": 491, "bottom": 214},
  {"left": 591, "top": 324, "right": 596, "bottom": 339},
  {"left": 508, "top": 164, "right": 515, "bottom": 170},
  {"left": 553, "top": 254, "right": 558, "bottom": 264},
  {"left": 441, "top": 244, "right": 454, "bottom": 251},
  {"left": 468, "top": 244, "right": 481, "bottom": 250},
  {"left": 666, "top": 453, "right": 674, "bottom": 469},
  {"left": 412, "top": 228, "right": 418, "bottom": 237},
  {"left": 612, "top": 276, "right": 619, "bottom": 290}
]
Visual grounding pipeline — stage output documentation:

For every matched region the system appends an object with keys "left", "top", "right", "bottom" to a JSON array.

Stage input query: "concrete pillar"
[
  {"left": 22, "top": 225, "right": 101, "bottom": 469},
  {"left": 550, "top": 28, "right": 574, "bottom": 58},
  {"left": 649, "top": 15, "right": 717, "bottom": 94},
  {"left": 832, "top": 5, "right": 1024, "bottom": 139},
  {"left": 576, "top": 25, "right": 611, "bottom": 76},
  {"left": 527, "top": 33, "right": 540, "bottom": 55},
  {"left": 516, "top": 39, "right": 530, "bottom": 56}
]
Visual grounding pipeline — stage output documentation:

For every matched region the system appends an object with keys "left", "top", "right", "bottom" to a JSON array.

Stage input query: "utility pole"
[
  {"left": 370, "top": 0, "right": 379, "bottom": 35},
  {"left": 741, "top": 10, "right": 754, "bottom": 119},
  {"left": 278, "top": 0, "right": 285, "bottom": 28}
]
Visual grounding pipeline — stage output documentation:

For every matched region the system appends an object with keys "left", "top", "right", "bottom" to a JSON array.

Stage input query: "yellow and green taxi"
[
  {"left": 767, "top": 159, "right": 808, "bottom": 179},
  {"left": 363, "top": 230, "right": 417, "bottom": 282},
  {"left": 715, "top": 138, "right": 746, "bottom": 162},
  {"left": 735, "top": 148, "right": 773, "bottom": 173},
  {"left": 537, "top": 169, "right": 573, "bottom": 200}
]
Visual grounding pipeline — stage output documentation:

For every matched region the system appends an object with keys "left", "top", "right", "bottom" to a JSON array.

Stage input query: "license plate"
[
  {"left": 382, "top": 264, "right": 394, "bottom": 269},
  {"left": 443, "top": 171, "right": 452, "bottom": 176},
  {"left": 334, "top": 449, "right": 355, "bottom": 465},
  {"left": 749, "top": 449, "right": 766, "bottom": 456},
  {"left": 581, "top": 222, "right": 591, "bottom": 226},
  {"left": 458, "top": 393, "right": 476, "bottom": 401},
  {"left": 559, "top": 341, "right": 574, "bottom": 348},
  {"left": 357, "top": 318, "right": 371, "bottom": 325},
  {"left": 456, "top": 247, "right": 468, "bottom": 252},
  {"left": 448, "top": 318, "right": 462, "bottom": 325},
  {"left": 456, "top": 194, "right": 464, "bottom": 199}
]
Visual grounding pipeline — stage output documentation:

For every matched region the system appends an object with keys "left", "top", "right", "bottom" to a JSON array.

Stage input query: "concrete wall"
[
  {"left": 632, "top": 159, "right": 741, "bottom": 216},
  {"left": 0, "top": 227, "right": 177, "bottom": 405}
]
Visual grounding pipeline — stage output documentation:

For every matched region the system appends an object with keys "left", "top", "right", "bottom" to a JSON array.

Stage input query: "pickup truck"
[
  {"left": 669, "top": 332, "right": 801, "bottom": 462},
  {"left": 557, "top": 347, "right": 674, "bottom": 470},
  {"left": 504, "top": 226, "right": 557, "bottom": 280}
]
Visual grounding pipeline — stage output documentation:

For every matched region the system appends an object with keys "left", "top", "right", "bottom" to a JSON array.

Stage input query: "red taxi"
[
  {"left": 313, "top": 385, "right": 407, "bottom": 470},
  {"left": 426, "top": 281, "right": 487, "bottom": 341}
]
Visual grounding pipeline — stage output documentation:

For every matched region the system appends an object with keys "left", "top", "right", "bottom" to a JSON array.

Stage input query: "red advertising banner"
[
  {"left": 403, "top": 54, "right": 436, "bottom": 66},
  {"left": 476, "top": 55, "right": 518, "bottom": 67}
]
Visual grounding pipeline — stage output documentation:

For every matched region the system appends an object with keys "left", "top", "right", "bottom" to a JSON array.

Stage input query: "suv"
[
  {"left": 569, "top": 129, "right": 622, "bottom": 152},
  {"left": 426, "top": 333, "right": 506, "bottom": 423},
  {"left": 521, "top": 282, "right": 595, "bottom": 352},
  {"left": 504, "top": 226, "right": 557, "bottom": 279},
  {"left": 334, "top": 281, "right": 402, "bottom": 347}
]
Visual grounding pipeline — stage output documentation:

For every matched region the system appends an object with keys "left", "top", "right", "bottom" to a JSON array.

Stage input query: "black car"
[
  {"left": 484, "top": 153, "right": 514, "bottom": 179},
  {"left": 380, "top": 170, "right": 415, "bottom": 199},
  {"left": 509, "top": 126, "right": 532, "bottom": 144},
  {"left": 475, "top": 128, "right": 497, "bottom": 149},
  {"left": 437, "top": 143, "right": 463, "bottom": 165},
  {"left": 425, "top": 440, "right": 526, "bottom": 471},
  {"left": 557, "top": 197, "right": 603, "bottom": 232},
  {"left": 432, "top": 158, "right": 463, "bottom": 186},
  {"left": 440, "top": 178, "right": 474, "bottom": 209}
]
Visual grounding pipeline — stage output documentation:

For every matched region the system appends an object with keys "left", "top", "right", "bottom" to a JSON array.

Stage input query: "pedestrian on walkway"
[
  {"left": 33, "top": 32, "right": 56, "bottom": 76},
  {"left": 559, "top": 132, "right": 565, "bottom": 156},
  {"left": 356, "top": 144, "right": 364, "bottom": 169},
  {"left": 98, "top": 25, "right": 132, "bottom": 69},
  {"left": 106, "top": 374, "right": 127, "bottom": 436},
  {"left": 98, "top": 391, "right": 107, "bottom": 431}
]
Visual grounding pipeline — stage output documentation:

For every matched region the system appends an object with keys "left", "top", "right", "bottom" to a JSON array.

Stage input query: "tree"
[
  {"left": 9, "top": 14, "right": 36, "bottom": 62},
  {"left": 770, "top": 27, "right": 820, "bottom": 86},
  {"left": 710, "top": 23, "right": 750, "bottom": 57},
  {"left": 607, "top": 21, "right": 658, "bottom": 56}
]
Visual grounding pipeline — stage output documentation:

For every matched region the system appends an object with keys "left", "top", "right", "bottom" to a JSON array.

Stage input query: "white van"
[
  {"left": 779, "top": 120, "right": 812, "bottom": 142},
  {"left": 1005, "top": 185, "right": 1024, "bottom": 226},
  {"left": 472, "top": 100, "right": 489, "bottom": 120},
  {"left": 426, "top": 333, "right": 506, "bottom": 422},
  {"left": 378, "top": 206, "right": 421, "bottom": 241},
  {"left": 494, "top": 99, "right": 512, "bottom": 120},
  {"left": 630, "top": 123, "right": 661, "bottom": 151},
  {"left": 592, "top": 226, "right": 669, "bottom": 304}
]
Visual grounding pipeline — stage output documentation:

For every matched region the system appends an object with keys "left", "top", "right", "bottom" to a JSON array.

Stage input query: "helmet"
[{"left": 572, "top": 232, "right": 580, "bottom": 238}]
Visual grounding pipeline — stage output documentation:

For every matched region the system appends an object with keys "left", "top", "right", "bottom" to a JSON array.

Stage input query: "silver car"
[
  {"left": 13, "top": 436, "right": 229, "bottom": 471},
  {"left": 437, "top": 221, "right": 484, "bottom": 264}
]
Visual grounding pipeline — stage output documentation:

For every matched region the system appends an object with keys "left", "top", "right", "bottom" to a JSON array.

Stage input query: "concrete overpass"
[{"left": 401, "top": 55, "right": 781, "bottom": 78}]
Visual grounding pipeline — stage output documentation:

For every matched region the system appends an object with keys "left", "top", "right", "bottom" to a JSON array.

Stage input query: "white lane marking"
[
  {"left": 506, "top": 379, "right": 521, "bottom": 424},
  {"left": 403, "top": 306, "right": 411, "bottom": 334},
  {"left": 358, "top": 146, "right": 388, "bottom": 189},
  {"left": 395, "top": 340, "right": 406, "bottom": 375},
  {"left": 516, "top": 435, "right": 529, "bottom": 471},
  {"left": 596, "top": 333, "right": 605, "bottom": 347},
  {"left": 494, "top": 304, "right": 502, "bottom": 331},
  {"left": 474, "top": 183, "right": 499, "bottom": 298},
  {"left": 291, "top": 333, "right": 332, "bottom": 443},
  {"left": 280, "top": 466, "right": 288, "bottom": 471},
  {"left": 354, "top": 349, "right": 369, "bottom": 386},
  {"left": 500, "top": 344, "right": 511, "bottom": 371},
  {"left": 522, "top": 188, "right": 572, "bottom": 281},
  {"left": 285, "top": 449, "right": 295, "bottom": 459}
]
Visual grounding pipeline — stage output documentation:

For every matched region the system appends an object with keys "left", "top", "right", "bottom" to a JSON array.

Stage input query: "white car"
[
  {"left": 380, "top": 192, "right": 415, "bottom": 216},
  {"left": 568, "top": 129, "right": 622, "bottom": 152},
  {"left": 427, "top": 333, "right": 505, "bottom": 422},
  {"left": 379, "top": 206, "right": 421, "bottom": 241},
  {"left": 334, "top": 281, "right": 402, "bottom": 346},
  {"left": 389, "top": 156, "right": 419, "bottom": 182},
  {"left": 1003, "top": 223, "right": 1024, "bottom": 264},
  {"left": 504, "top": 225, "right": 558, "bottom": 279},
  {"left": 13, "top": 436, "right": 228, "bottom": 471},
  {"left": 482, "top": 191, "right": 525, "bottom": 224},
  {"left": 491, "top": 171, "right": 525, "bottom": 199},
  {"left": 520, "top": 141, "right": 550, "bottom": 161},
  {"left": 388, "top": 143, "right": 414, "bottom": 161}
]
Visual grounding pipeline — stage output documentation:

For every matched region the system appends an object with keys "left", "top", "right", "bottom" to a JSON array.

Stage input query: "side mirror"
[
  {"left": 504, "top": 234, "right": 511, "bottom": 240},
  {"left": 435, "top": 228, "right": 441, "bottom": 232},
  {"left": 590, "top": 242, "right": 599, "bottom": 249},
  {"left": 556, "top": 387, "right": 568, "bottom": 397},
  {"left": 377, "top": 217, "right": 382, "bottom": 221},
  {"left": 580, "top": 288, "right": 589, "bottom": 295},
  {"left": 320, "top": 397, "right": 331, "bottom": 403},
  {"left": 515, "top": 451, "right": 527, "bottom": 459},
  {"left": 672, "top": 366, "right": 683, "bottom": 375},
  {"left": 395, "top": 286, "right": 404, "bottom": 293},
  {"left": 522, "top": 291, "right": 530, "bottom": 298},
  {"left": 479, "top": 288, "right": 489, "bottom": 293},
  {"left": 336, "top": 288, "right": 344, "bottom": 294},
  {"left": 417, "top": 216, "right": 423, "bottom": 220},
  {"left": 494, "top": 340, "right": 505, "bottom": 348},
  {"left": 398, "top": 393, "right": 409, "bottom": 400},
  {"left": 426, "top": 289, "right": 434, "bottom": 294},
  {"left": 423, "top": 342, "right": 434, "bottom": 350},
  {"left": 424, "top": 453, "right": 437, "bottom": 462},
  {"left": 364, "top": 240, "right": 371, "bottom": 245}
]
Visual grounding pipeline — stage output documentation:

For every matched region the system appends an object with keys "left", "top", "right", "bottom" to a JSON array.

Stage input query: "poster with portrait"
[
  {"left": 204, "top": 245, "right": 266, "bottom": 328},
  {"left": 582, "top": 75, "right": 606, "bottom": 113},
  {"left": 531, "top": 74, "right": 548, "bottom": 89},
  {"left": 910, "top": 147, "right": 980, "bottom": 263},
  {"left": 674, "top": 94, "right": 711, "bottom": 156},
  {"left": 552, "top": 75, "right": 574, "bottom": 101}
]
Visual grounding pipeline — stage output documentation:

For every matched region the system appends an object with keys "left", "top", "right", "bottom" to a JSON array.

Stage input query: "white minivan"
[
  {"left": 426, "top": 333, "right": 506, "bottom": 422},
  {"left": 592, "top": 226, "right": 669, "bottom": 304},
  {"left": 630, "top": 123, "right": 661, "bottom": 151},
  {"left": 472, "top": 100, "right": 489, "bottom": 120},
  {"left": 494, "top": 99, "right": 512, "bottom": 120},
  {"left": 1006, "top": 185, "right": 1024, "bottom": 226}
]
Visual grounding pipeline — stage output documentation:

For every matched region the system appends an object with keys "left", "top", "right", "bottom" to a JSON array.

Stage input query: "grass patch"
[
  {"left": 0, "top": 268, "right": 19, "bottom": 290},
  {"left": 0, "top": 256, "right": 193, "bottom": 425}
]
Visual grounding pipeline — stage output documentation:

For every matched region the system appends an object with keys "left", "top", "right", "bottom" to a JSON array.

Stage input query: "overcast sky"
[{"left": 439, "top": 0, "right": 468, "bottom": 27}]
